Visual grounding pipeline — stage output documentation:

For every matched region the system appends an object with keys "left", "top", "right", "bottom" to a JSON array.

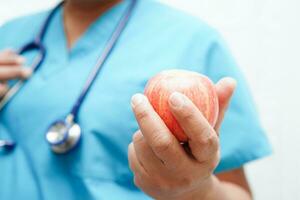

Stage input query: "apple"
[{"left": 144, "top": 69, "right": 219, "bottom": 142}]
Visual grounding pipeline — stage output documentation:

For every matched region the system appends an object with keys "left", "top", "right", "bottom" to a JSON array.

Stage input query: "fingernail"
[
  {"left": 21, "top": 68, "right": 33, "bottom": 78},
  {"left": 131, "top": 93, "right": 147, "bottom": 108},
  {"left": 16, "top": 56, "right": 26, "bottom": 64},
  {"left": 169, "top": 92, "right": 185, "bottom": 109},
  {"left": 225, "top": 77, "right": 237, "bottom": 86}
]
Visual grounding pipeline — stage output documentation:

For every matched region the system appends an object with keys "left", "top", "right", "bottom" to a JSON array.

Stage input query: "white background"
[{"left": 0, "top": 0, "right": 299, "bottom": 199}]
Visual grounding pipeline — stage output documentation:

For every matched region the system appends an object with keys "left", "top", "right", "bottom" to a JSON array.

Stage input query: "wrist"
[
  {"left": 172, "top": 175, "right": 219, "bottom": 200},
  {"left": 200, "top": 175, "right": 223, "bottom": 200}
]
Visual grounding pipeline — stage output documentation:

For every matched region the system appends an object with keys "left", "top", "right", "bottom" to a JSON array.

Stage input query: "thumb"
[{"left": 214, "top": 77, "right": 237, "bottom": 133}]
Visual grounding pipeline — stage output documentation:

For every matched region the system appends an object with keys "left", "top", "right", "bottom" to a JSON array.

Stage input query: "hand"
[
  {"left": 128, "top": 77, "right": 236, "bottom": 200},
  {"left": 0, "top": 49, "right": 32, "bottom": 97}
]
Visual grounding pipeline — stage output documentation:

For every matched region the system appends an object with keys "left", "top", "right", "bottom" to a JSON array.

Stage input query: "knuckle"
[
  {"left": 10, "top": 68, "right": 22, "bottom": 77},
  {"left": 181, "top": 109, "right": 196, "bottom": 123},
  {"left": 207, "top": 151, "right": 221, "bottom": 173},
  {"left": 206, "top": 134, "right": 217, "bottom": 147},
  {"left": 207, "top": 134, "right": 219, "bottom": 152},
  {"left": 127, "top": 143, "right": 134, "bottom": 160},
  {"left": 0, "top": 50, "right": 13, "bottom": 60},
  {"left": 128, "top": 156, "right": 134, "bottom": 171},
  {"left": 1, "top": 49, "right": 13, "bottom": 54},
  {"left": 215, "top": 150, "right": 221, "bottom": 164},
  {"left": 135, "top": 108, "right": 150, "bottom": 122},
  {"left": 199, "top": 125, "right": 213, "bottom": 138},
  {"left": 197, "top": 128, "right": 217, "bottom": 147},
  {"left": 128, "top": 155, "right": 138, "bottom": 173},
  {"left": 191, "top": 133, "right": 219, "bottom": 162},
  {"left": 211, "top": 136, "right": 220, "bottom": 152},
  {"left": 128, "top": 142, "right": 134, "bottom": 152},
  {"left": 203, "top": 135, "right": 219, "bottom": 156},
  {"left": 152, "top": 133, "right": 172, "bottom": 155},
  {"left": 132, "top": 131, "right": 143, "bottom": 143},
  {"left": 133, "top": 176, "right": 142, "bottom": 188}
]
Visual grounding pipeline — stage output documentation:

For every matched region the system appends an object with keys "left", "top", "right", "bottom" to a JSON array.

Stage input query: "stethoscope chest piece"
[
  {"left": 45, "top": 115, "right": 81, "bottom": 154},
  {"left": 0, "top": 140, "right": 16, "bottom": 152},
  {"left": 0, "top": 0, "right": 138, "bottom": 154}
]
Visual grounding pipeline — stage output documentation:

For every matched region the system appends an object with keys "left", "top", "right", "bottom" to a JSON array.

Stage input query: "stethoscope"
[{"left": 0, "top": 0, "right": 137, "bottom": 154}]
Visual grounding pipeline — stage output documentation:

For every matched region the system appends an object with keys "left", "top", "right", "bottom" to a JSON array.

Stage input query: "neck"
[{"left": 63, "top": 0, "right": 121, "bottom": 49}]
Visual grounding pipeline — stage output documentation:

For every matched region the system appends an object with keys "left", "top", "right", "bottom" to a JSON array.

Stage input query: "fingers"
[
  {"left": 0, "top": 49, "right": 26, "bottom": 66},
  {"left": 0, "top": 49, "right": 31, "bottom": 81},
  {"left": 0, "top": 83, "right": 8, "bottom": 97},
  {"left": 0, "top": 66, "right": 32, "bottom": 81},
  {"left": 128, "top": 142, "right": 148, "bottom": 178},
  {"left": 214, "top": 77, "right": 236, "bottom": 133},
  {"left": 168, "top": 92, "right": 219, "bottom": 162},
  {"left": 132, "top": 131, "right": 165, "bottom": 172},
  {"left": 128, "top": 142, "right": 158, "bottom": 195},
  {"left": 131, "top": 93, "right": 188, "bottom": 166}
]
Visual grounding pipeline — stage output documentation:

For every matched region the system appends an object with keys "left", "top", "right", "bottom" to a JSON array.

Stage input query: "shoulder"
[
  {"left": 0, "top": 11, "right": 50, "bottom": 49},
  {"left": 136, "top": 0, "right": 220, "bottom": 42}
]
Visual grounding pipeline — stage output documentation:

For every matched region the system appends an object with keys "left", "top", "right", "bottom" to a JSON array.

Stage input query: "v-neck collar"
[
  {"left": 40, "top": 0, "right": 130, "bottom": 79},
  {"left": 58, "top": 0, "right": 130, "bottom": 59}
]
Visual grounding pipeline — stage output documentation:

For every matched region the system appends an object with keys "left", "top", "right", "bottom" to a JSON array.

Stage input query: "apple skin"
[{"left": 144, "top": 70, "right": 219, "bottom": 142}]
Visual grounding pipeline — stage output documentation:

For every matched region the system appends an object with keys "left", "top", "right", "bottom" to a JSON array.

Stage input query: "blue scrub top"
[{"left": 0, "top": 0, "right": 271, "bottom": 199}]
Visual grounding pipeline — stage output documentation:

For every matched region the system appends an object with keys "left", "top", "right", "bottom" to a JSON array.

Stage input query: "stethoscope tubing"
[
  {"left": 0, "top": 0, "right": 138, "bottom": 147},
  {"left": 0, "top": 0, "right": 138, "bottom": 198},
  {"left": 0, "top": 1, "right": 60, "bottom": 111},
  {"left": 0, "top": 1, "right": 138, "bottom": 199},
  {"left": 0, "top": 0, "right": 138, "bottom": 119},
  {"left": 0, "top": 48, "right": 44, "bottom": 110},
  {"left": 70, "top": 0, "right": 137, "bottom": 118}
]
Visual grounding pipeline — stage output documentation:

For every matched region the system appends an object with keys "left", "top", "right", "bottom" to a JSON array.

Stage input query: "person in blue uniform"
[{"left": 0, "top": 0, "right": 271, "bottom": 199}]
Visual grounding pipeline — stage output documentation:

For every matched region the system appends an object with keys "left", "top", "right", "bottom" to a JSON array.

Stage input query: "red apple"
[{"left": 144, "top": 70, "right": 219, "bottom": 142}]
